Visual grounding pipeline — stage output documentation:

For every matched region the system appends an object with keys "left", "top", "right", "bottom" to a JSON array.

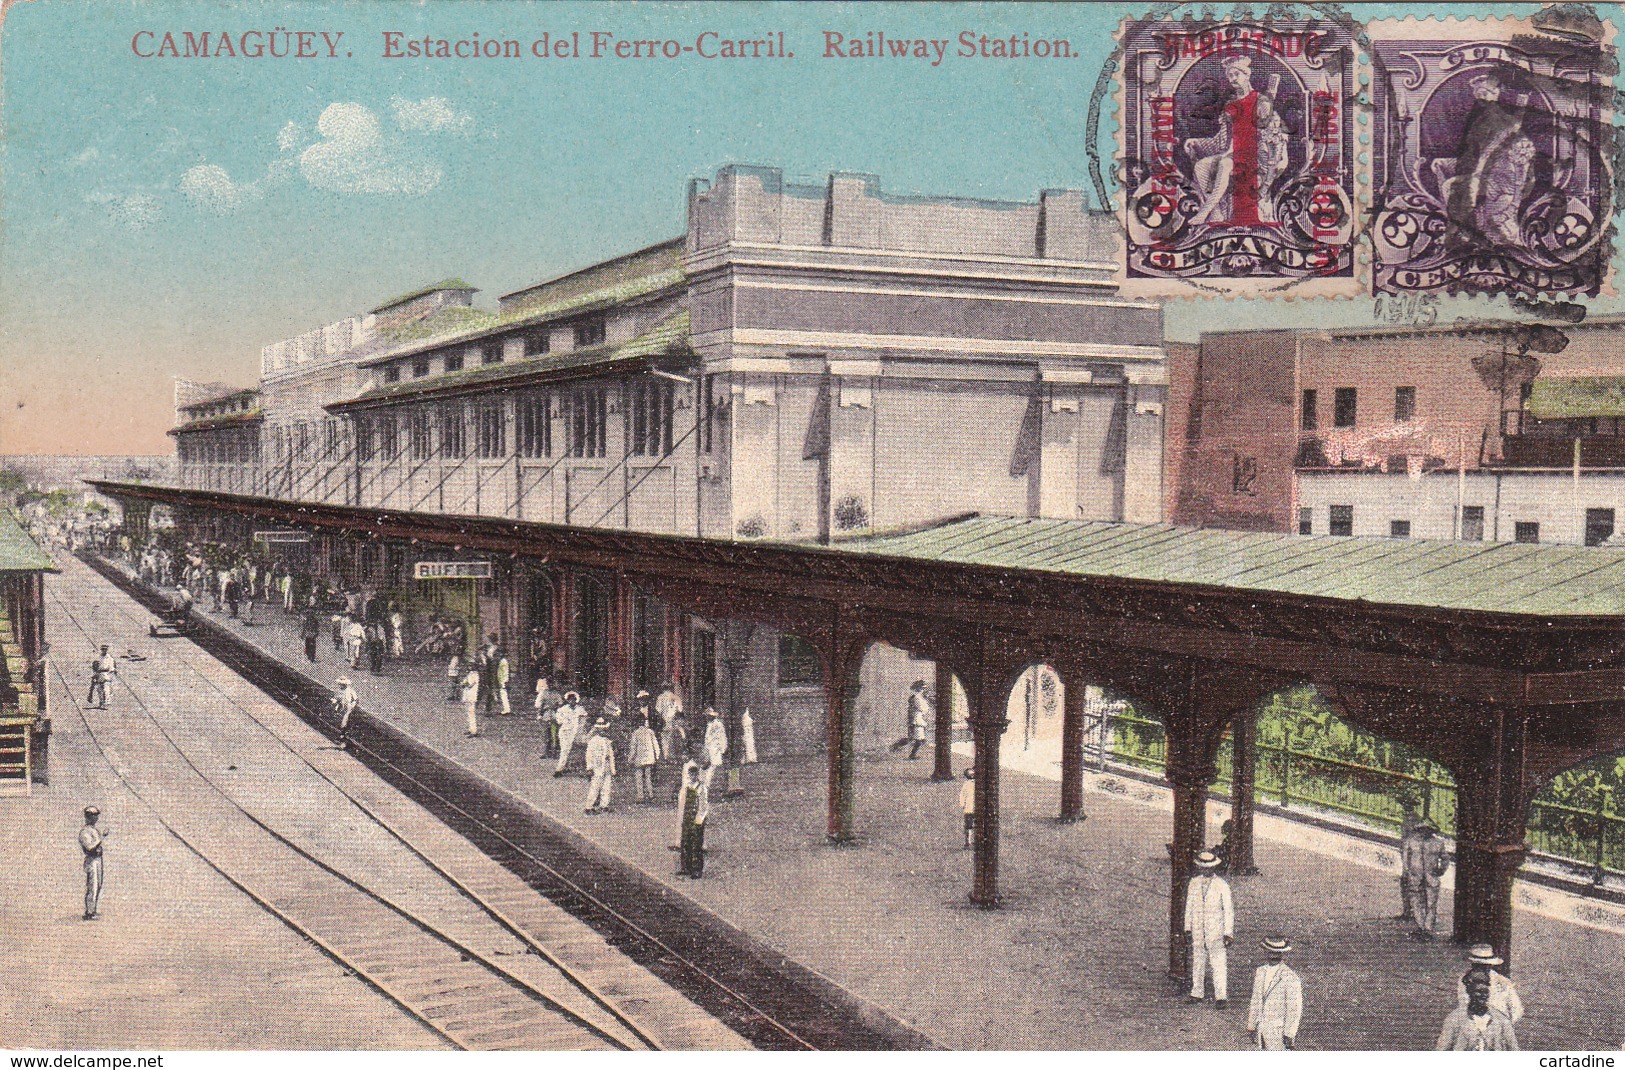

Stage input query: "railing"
[{"left": 1090, "top": 705, "right": 1623, "bottom": 882}]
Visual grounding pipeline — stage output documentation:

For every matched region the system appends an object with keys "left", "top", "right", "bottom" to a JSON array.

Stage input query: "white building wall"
[{"left": 1297, "top": 470, "right": 1625, "bottom": 545}]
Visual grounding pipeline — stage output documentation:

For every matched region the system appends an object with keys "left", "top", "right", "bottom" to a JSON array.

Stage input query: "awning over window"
[{"left": 1525, "top": 376, "right": 1625, "bottom": 419}]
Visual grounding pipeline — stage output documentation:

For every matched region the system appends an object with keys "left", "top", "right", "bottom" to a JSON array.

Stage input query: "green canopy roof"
[
  {"left": 836, "top": 515, "right": 1625, "bottom": 618},
  {"left": 0, "top": 511, "right": 55, "bottom": 572},
  {"left": 1526, "top": 376, "right": 1625, "bottom": 419}
]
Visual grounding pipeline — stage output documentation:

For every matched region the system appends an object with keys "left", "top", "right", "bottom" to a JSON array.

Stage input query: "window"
[
  {"left": 1394, "top": 386, "right": 1416, "bottom": 422},
  {"left": 1514, "top": 521, "right": 1540, "bottom": 544},
  {"left": 1585, "top": 507, "right": 1616, "bottom": 547},
  {"left": 1329, "top": 504, "right": 1353, "bottom": 536},
  {"left": 377, "top": 416, "right": 399, "bottom": 461},
  {"left": 482, "top": 341, "right": 504, "bottom": 365},
  {"left": 517, "top": 394, "right": 551, "bottom": 458},
  {"left": 699, "top": 374, "right": 720, "bottom": 453},
  {"left": 384, "top": 365, "right": 401, "bottom": 385},
  {"left": 475, "top": 403, "right": 505, "bottom": 458},
  {"left": 354, "top": 416, "right": 374, "bottom": 463},
  {"left": 566, "top": 388, "right": 607, "bottom": 458},
  {"left": 1300, "top": 389, "right": 1318, "bottom": 432},
  {"left": 444, "top": 350, "right": 465, "bottom": 373},
  {"left": 524, "top": 330, "right": 550, "bottom": 357},
  {"left": 1298, "top": 507, "right": 1312, "bottom": 535},
  {"left": 412, "top": 359, "right": 430, "bottom": 378},
  {"left": 1460, "top": 505, "right": 1485, "bottom": 541},
  {"left": 408, "top": 410, "right": 432, "bottom": 461},
  {"left": 573, "top": 317, "right": 606, "bottom": 348},
  {"left": 439, "top": 404, "right": 466, "bottom": 458},
  {"left": 628, "top": 379, "right": 674, "bottom": 457},
  {"left": 777, "top": 634, "right": 822, "bottom": 688},
  {"left": 1333, "top": 387, "right": 1357, "bottom": 428},
  {"left": 1389, "top": 520, "right": 1411, "bottom": 539}
]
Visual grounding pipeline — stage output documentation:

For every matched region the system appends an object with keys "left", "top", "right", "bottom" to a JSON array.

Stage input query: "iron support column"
[
  {"left": 1229, "top": 707, "right": 1259, "bottom": 875},
  {"left": 1059, "top": 674, "right": 1088, "bottom": 822},
  {"left": 931, "top": 661, "right": 955, "bottom": 781}
]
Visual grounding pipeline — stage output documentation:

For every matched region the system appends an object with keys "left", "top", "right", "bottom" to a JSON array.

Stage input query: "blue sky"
[{"left": 0, "top": 0, "right": 1610, "bottom": 453}]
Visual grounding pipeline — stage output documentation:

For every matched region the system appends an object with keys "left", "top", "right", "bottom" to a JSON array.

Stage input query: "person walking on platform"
[
  {"left": 460, "top": 665, "right": 482, "bottom": 737},
  {"left": 740, "top": 708, "right": 758, "bottom": 765},
  {"left": 553, "top": 692, "right": 585, "bottom": 775},
  {"left": 331, "top": 677, "right": 358, "bottom": 751},
  {"left": 365, "top": 620, "right": 386, "bottom": 675},
  {"left": 1396, "top": 806, "right": 1424, "bottom": 922},
  {"left": 493, "top": 650, "right": 512, "bottom": 715},
  {"left": 533, "top": 675, "right": 561, "bottom": 756},
  {"left": 890, "top": 680, "right": 930, "bottom": 758},
  {"left": 703, "top": 706, "right": 727, "bottom": 769},
  {"left": 240, "top": 580, "right": 256, "bottom": 625},
  {"left": 344, "top": 617, "right": 365, "bottom": 670},
  {"left": 1185, "top": 850, "right": 1234, "bottom": 1006},
  {"left": 629, "top": 715, "right": 661, "bottom": 801},
  {"left": 959, "top": 768, "right": 976, "bottom": 849},
  {"left": 675, "top": 760, "right": 709, "bottom": 877},
  {"left": 224, "top": 574, "right": 240, "bottom": 619},
  {"left": 583, "top": 719, "right": 616, "bottom": 813},
  {"left": 387, "top": 603, "right": 404, "bottom": 659},
  {"left": 445, "top": 652, "right": 463, "bottom": 701},
  {"left": 656, "top": 681, "right": 686, "bottom": 763},
  {"left": 1404, "top": 820, "right": 1450, "bottom": 940},
  {"left": 1437, "top": 970, "right": 1518, "bottom": 1050},
  {"left": 1247, "top": 934, "right": 1302, "bottom": 1049},
  {"left": 79, "top": 806, "right": 108, "bottom": 919},
  {"left": 1455, "top": 945, "right": 1523, "bottom": 1024},
  {"left": 300, "top": 609, "right": 321, "bottom": 663},
  {"left": 86, "top": 645, "right": 117, "bottom": 710}
]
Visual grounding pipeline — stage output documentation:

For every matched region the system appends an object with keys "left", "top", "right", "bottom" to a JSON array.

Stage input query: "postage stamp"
[
  {"left": 1115, "top": 17, "right": 1362, "bottom": 297},
  {"left": 1369, "top": 16, "right": 1617, "bottom": 297}
]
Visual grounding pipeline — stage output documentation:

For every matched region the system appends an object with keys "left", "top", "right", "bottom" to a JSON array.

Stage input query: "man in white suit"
[
  {"left": 1247, "top": 934, "right": 1303, "bottom": 1049},
  {"left": 1184, "top": 849, "right": 1234, "bottom": 1005}
]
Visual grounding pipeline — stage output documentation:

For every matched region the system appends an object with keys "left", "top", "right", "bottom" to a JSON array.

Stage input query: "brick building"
[{"left": 1170, "top": 317, "right": 1625, "bottom": 546}]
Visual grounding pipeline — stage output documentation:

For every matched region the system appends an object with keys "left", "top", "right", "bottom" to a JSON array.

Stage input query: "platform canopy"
[
  {"left": 837, "top": 514, "right": 1625, "bottom": 618},
  {"left": 0, "top": 510, "right": 56, "bottom": 574}
]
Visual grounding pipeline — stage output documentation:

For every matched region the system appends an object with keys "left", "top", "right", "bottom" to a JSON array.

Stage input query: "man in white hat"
[
  {"left": 459, "top": 663, "right": 482, "bottom": 737},
  {"left": 1184, "top": 849, "right": 1235, "bottom": 1005},
  {"left": 703, "top": 706, "right": 728, "bottom": 769},
  {"left": 1455, "top": 944, "right": 1523, "bottom": 1023},
  {"left": 1404, "top": 820, "right": 1450, "bottom": 939},
  {"left": 1247, "top": 934, "right": 1302, "bottom": 1049},
  {"left": 79, "top": 806, "right": 109, "bottom": 919},
  {"left": 331, "top": 677, "right": 358, "bottom": 751},
  {"left": 553, "top": 691, "right": 585, "bottom": 776},
  {"left": 1438, "top": 969, "right": 1518, "bottom": 1050},
  {"left": 583, "top": 718, "right": 616, "bottom": 813}
]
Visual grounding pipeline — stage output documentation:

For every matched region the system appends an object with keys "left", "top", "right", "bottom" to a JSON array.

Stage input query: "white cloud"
[
  {"left": 277, "top": 121, "right": 302, "bottom": 153},
  {"left": 390, "top": 96, "right": 475, "bottom": 135},
  {"left": 299, "top": 102, "right": 442, "bottom": 196},
  {"left": 179, "top": 164, "right": 250, "bottom": 213},
  {"left": 85, "top": 191, "right": 160, "bottom": 230}
]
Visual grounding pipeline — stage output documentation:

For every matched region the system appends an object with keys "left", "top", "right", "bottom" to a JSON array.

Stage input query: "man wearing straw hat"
[
  {"left": 583, "top": 718, "right": 617, "bottom": 814},
  {"left": 1455, "top": 944, "right": 1523, "bottom": 1024},
  {"left": 1184, "top": 849, "right": 1235, "bottom": 1006},
  {"left": 331, "top": 676, "right": 358, "bottom": 751},
  {"left": 1404, "top": 819, "right": 1450, "bottom": 939},
  {"left": 1247, "top": 935, "right": 1302, "bottom": 1049},
  {"left": 79, "top": 806, "right": 109, "bottom": 920}
]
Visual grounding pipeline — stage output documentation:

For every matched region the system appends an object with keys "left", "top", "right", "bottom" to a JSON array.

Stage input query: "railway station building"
[
  {"left": 0, "top": 511, "right": 54, "bottom": 795},
  {"left": 152, "top": 164, "right": 1166, "bottom": 759}
]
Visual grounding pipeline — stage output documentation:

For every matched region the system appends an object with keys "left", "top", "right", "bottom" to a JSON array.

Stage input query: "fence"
[{"left": 1092, "top": 705, "right": 1623, "bottom": 883}]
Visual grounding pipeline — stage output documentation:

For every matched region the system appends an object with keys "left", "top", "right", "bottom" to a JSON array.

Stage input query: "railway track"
[
  {"left": 78, "top": 554, "right": 909, "bottom": 1050},
  {"left": 48, "top": 560, "right": 744, "bottom": 1051}
]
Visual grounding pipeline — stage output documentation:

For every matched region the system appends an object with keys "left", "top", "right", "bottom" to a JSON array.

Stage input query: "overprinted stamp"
[
  {"left": 1116, "top": 18, "right": 1361, "bottom": 297},
  {"left": 1370, "top": 16, "right": 1616, "bottom": 297}
]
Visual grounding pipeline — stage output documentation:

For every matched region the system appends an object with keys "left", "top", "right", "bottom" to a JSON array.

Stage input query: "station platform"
[{"left": 105, "top": 564, "right": 1625, "bottom": 1050}]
